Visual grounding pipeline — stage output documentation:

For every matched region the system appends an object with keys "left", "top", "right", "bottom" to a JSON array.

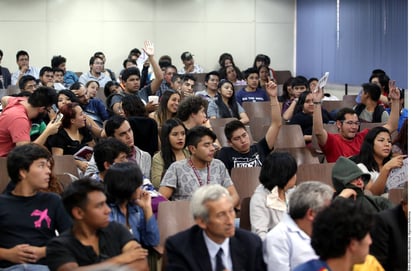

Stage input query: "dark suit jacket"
[
  {"left": 370, "top": 204, "right": 407, "bottom": 271},
  {"left": 0, "top": 66, "right": 11, "bottom": 88},
  {"left": 165, "top": 225, "right": 266, "bottom": 271}
]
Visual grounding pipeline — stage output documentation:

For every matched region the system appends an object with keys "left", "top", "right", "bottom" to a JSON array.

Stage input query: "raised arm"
[
  {"left": 142, "top": 40, "right": 163, "bottom": 94},
  {"left": 282, "top": 97, "right": 298, "bottom": 121},
  {"left": 239, "top": 112, "right": 250, "bottom": 124},
  {"left": 264, "top": 81, "right": 282, "bottom": 150},
  {"left": 312, "top": 88, "right": 328, "bottom": 146},
  {"left": 382, "top": 82, "right": 400, "bottom": 133}
]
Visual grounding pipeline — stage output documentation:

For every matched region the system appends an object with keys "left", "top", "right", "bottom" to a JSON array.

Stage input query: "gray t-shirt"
[
  {"left": 207, "top": 100, "right": 246, "bottom": 118},
  {"left": 160, "top": 158, "right": 233, "bottom": 200},
  {"left": 359, "top": 109, "right": 389, "bottom": 123}
]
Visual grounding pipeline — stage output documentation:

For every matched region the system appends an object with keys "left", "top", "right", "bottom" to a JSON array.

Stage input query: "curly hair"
[{"left": 176, "top": 96, "right": 208, "bottom": 122}]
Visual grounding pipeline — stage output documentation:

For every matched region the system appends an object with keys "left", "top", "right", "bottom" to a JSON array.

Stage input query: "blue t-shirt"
[
  {"left": 294, "top": 259, "right": 332, "bottom": 271},
  {"left": 235, "top": 87, "right": 269, "bottom": 105}
]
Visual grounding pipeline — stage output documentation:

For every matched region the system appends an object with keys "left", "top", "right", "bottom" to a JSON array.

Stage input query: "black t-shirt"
[
  {"left": 46, "top": 222, "right": 134, "bottom": 271},
  {"left": 47, "top": 127, "right": 93, "bottom": 155},
  {"left": 289, "top": 109, "right": 332, "bottom": 136},
  {"left": 217, "top": 138, "right": 271, "bottom": 174},
  {"left": 0, "top": 192, "right": 72, "bottom": 268}
]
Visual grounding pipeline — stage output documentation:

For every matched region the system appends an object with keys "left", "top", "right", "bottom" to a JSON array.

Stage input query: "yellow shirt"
[{"left": 352, "top": 255, "right": 384, "bottom": 271}]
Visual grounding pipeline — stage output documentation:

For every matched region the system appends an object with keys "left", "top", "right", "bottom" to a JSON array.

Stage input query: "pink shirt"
[{"left": 0, "top": 97, "right": 31, "bottom": 157}]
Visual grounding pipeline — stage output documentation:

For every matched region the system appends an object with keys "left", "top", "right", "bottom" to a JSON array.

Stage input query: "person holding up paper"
[{"left": 312, "top": 81, "right": 401, "bottom": 162}]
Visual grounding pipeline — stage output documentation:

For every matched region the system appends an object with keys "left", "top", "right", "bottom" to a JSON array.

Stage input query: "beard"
[{"left": 36, "top": 112, "right": 48, "bottom": 121}]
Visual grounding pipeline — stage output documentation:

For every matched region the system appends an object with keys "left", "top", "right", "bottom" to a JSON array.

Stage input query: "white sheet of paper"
[
  {"left": 386, "top": 158, "right": 408, "bottom": 190},
  {"left": 136, "top": 51, "right": 148, "bottom": 72},
  {"left": 318, "top": 72, "right": 329, "bottom": 89}
]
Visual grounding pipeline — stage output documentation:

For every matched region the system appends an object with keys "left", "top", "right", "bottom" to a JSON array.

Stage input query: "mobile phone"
[{"left": 54, "top": 113, "right": 63, "bottom": 123}]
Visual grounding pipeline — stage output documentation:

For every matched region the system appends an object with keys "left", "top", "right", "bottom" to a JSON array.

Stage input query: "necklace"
[{"left": 188, "top": 158, "right": 210, "bottom": 186}]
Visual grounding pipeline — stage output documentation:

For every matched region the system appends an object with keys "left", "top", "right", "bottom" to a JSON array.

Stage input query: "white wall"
[{"left": 0, "top": 0, "right": 295, "bottom": 76}]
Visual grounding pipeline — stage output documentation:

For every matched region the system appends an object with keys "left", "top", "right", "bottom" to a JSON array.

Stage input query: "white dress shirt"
[
  {"left": 203, "top": 231, "right": 233, "bottom": 271},
  {"left": 263, "top": 213, "right": 318, "bottom": 271}
]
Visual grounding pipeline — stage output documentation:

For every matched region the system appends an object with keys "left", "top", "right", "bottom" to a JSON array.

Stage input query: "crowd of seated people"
[{"left": 0, "top": 43, "right": 408, "bottom": 271}]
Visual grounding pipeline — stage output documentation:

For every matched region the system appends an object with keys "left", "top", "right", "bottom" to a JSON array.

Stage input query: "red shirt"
[{"left": 320, "top": 128, "right": 369, "bottom": 162}]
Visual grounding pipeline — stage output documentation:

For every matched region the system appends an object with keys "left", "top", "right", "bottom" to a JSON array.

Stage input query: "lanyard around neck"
[{"left": 188, "top": 158, "right": 210, "bottom": 186}]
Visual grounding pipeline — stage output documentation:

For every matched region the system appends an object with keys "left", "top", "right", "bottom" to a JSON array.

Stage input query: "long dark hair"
[
  {"left": 215, "top": 79, "right": 240, "bottom": 119},
  {"left": 160, "top": 118, "right": 187, "bottom": 177},
  {"left": 221, "top": 65, "right": 244, "bottom": 81},
  {"left": 351, "top": 126, "right": 392, "bottom": 171},
  {"left": 155, "top": 91, "right": 181, "bottom": 126},
  {"left": 293, "top": 90, "right": 311, "bottom": 115},
  {"left": 280, "top": 77, "right": 294, "bottom": 102}
]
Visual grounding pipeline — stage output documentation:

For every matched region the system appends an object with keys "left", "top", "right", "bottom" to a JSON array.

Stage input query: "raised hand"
[
  {"left": 142, "top": 40, "right": 155, "bottom": 57},
  {"left": 265, "top": 80, "right": 278, "bottom": 98},
  {"left": 145, "top": 101, "right": 158, "bottom": 113},
  {"left": 44, "top": 119, "right": 61, "bottom": 136},
  {"left": 312, "top": 87, "right": 323, "bottom": 102},
  {"left": 388, "top": 80, "right": 400, "bottom": 100}
]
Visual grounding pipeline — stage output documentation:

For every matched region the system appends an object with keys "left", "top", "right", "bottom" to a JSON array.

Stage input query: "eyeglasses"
[{"left": 342, "top": 121, "right": 360, "bottom": 126}]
